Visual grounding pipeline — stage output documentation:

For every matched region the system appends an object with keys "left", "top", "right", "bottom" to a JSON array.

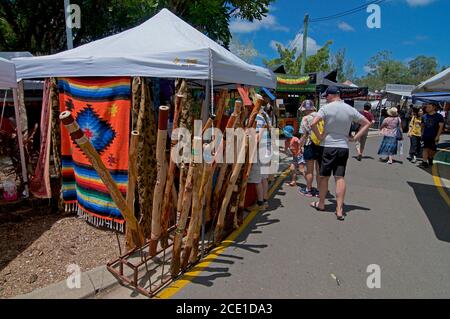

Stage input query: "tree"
[
  {"left": 263, "top": 40, "right": 332, "bottom": 75},
  {"left": 407, "top": 55, "right": 438, "bottom": 83},
  {"left": 356, "top": 51, "right": 441, "bottom": 91},
  {"left": 330, "top": 48, "right": 356, "bottom": 82},
  {"left": 229, "top": 36, "right": 258, "bottom": 64},
  {"left": 0, "top": 0, "right": 273, "bottom": 54}
]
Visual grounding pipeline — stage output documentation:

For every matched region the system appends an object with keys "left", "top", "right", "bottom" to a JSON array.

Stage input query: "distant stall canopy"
[
  {"left": 13, "top": 9, "right": 276, "bottom": 88},
  {"left": 276, "top": 74, "right": 316, "bottom": 93},
  {"left": 413, "top": 67, "right": 450, "bottom": 94},
  {"left": 385, "top": 84, "right": 416, "bottom": 99}
]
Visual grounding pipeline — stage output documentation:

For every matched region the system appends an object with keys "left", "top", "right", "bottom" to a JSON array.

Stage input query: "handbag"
[{"left": 395, "top": 118, "right": 403, "bottom": 141}]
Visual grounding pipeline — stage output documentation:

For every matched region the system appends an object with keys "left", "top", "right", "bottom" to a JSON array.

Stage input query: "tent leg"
[
  {"left": 203, "top": 80, "right": 209, "bottom": 125},
  {"left": 13, "top": 88, "right": 29, "bottom": 198}
]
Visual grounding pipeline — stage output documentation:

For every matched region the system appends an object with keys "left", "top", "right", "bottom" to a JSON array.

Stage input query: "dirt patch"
[{"left": 0, "top": 214, "right": 125, "bottom": 298}]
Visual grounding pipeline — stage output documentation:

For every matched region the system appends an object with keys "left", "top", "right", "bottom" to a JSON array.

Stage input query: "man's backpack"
[{"left": 310, "top": 119, "right": 324, "bottom": 145}]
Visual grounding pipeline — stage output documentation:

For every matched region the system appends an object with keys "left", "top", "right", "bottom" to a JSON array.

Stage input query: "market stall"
[
  {"left": 274, "top": 73, "right": 317, "bottom": 135},
  {"left": 12, "top": 8, "right": 276, "bottom": 295},
  {"left": 0, "top": 57, "right": 29, "bottom": 200}
]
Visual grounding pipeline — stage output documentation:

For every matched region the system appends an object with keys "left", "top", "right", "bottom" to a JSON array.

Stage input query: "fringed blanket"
[{"left": 59, "top": 77, "right": 131, "bottom": 231}]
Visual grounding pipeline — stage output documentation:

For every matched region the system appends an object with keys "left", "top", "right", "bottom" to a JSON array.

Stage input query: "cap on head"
[
  {"left": 322, "top": 85, "right": 340, "bottom": 97},
  {"left": 283, "top": 125, "right": 294, "bottom": 138}
]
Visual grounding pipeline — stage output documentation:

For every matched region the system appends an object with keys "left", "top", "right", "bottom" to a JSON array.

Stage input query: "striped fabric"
[{"left": 59, "top": 77, "right": 131, "bottom": 231}]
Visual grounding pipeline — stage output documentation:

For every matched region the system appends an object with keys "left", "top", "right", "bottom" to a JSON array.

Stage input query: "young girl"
[
  {"left": 283, "top": 125, "right": 305, "bottom": 186},
  {"left": 407, "top": 107, "right": 422, "bottom": 163}
]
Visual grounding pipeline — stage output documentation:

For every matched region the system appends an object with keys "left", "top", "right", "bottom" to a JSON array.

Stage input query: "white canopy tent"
[
  {"left": 412, "top": 67, "right": 450, "bottom": 93},
  {"left": 13, "top": 9, "right": 276, "bottom": 89},
  {"left": 0, "top": 57, "right": 29, "bottom": 197}
]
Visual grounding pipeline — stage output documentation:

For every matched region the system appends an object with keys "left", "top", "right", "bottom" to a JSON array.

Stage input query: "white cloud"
[
  {"left": 229, "top": 14, "right": 289, "bottom": 33},
  {"left": 288, "top": 33, "right": 322, "bottom": 56},
  {"left": 364, "top": 66, "right": 376, "bottom": 73},
  {"left": 338, "top": 22, "right": 355, "bottom": 32},
  {"left": 406, "top": 0, "right": 436, "bottom": 7}
]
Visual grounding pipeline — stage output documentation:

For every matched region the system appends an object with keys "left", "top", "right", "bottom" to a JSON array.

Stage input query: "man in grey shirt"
[{"left": 310, "top": 86, "right": 371, "bottom": 220}]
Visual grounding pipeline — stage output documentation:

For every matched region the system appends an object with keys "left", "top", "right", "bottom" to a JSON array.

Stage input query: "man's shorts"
[
  {"left": 303, "top": 143, "right": 322, "bottom": 161},
  {"left": 421, "top": 137, "right": 437, "bottom": 151},
  {"left": 248, "top": 161, "right": 270, "bottom": 184},
  {"left": 319, "top": 147, "right": 349, "bottom": 177}
]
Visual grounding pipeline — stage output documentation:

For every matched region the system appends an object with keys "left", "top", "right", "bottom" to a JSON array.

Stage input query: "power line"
[
  {"left": 288, "top": 0, "right": 386, "bottom": 51},
  {"left": 310, "top": 0, "right": 386, "bottom": 22}
]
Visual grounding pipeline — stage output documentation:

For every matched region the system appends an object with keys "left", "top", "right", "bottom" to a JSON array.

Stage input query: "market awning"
[
  {"left": 13, "top": 9, "right": 276, "bottom": 88},
  {"left": 0, "top": 57, "right": 17, "bottom": 89},
  {"left": 412, "top": 92, "right": 450, "bottom": 103}
]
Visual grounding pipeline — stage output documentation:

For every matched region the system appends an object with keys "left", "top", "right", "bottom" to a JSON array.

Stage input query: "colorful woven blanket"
[{"left": 59, "top": 77, "right": 131, "bottom": 231}]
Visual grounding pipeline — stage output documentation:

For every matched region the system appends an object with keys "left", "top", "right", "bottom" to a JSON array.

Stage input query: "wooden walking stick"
[
  {"left": 213, "top": 95, "right": 263, "bottom": 243},
  {"left": 170, "top": 161, "right": 195, "bottom": 277},
  {"left": 180, "top": 152, "right": 203, "bottom": 271},
  {"left": 148, "top": 106, "right": 170, "bottom": 256},
  {"left": 236, "top": 95, "right": 266, "bottom": 225},
  {"left": 213, "top": 89, "right": 228, "bottom": 129},
  {"left": 59, "top": 111, "right": 144, "bottom": 250},
  {"left": 188, "top": 142, "right": 215, "bottom": 263},
  {"left": 210, "top": 100, "right": 243, "bottom": 222},
  {"left": 160, "top": 80, "right": 188, "bottom": 248},
  {"left": 213, "top": 133, "right": 248, "bottom": 244}
]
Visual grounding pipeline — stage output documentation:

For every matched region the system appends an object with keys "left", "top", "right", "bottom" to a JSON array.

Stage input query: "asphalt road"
[{"left": 102, "top": 135, "right": 450, "bottom": 299}]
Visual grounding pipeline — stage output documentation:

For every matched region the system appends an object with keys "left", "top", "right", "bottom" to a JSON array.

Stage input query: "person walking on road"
[
  {"left": 355, "top": 102, "right": 375, "bottom": 161},
  {"left": 377, "top": 107, "right": 402, "bottom": 165},
  {"left": 283, "top": 125, "right": 304, "bottom": 186},
  {"left": 298, "top": 100, "right": 322, "bottom": 197},
  {"left": 407, "top": 107, "right": 422, "bottom": 163},
  {"left": 310, "top": 86, "right": 371, "bottom": 220},
  {"left": 419, "top": 102, "right": 445, "bottom": 168}
]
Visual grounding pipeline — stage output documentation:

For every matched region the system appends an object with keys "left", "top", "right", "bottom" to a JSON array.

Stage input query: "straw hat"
[{"left": 387, "top": 107, "right": 398, "bottom": 117}]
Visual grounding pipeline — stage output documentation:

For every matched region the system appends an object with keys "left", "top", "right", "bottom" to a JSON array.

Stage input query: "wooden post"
[
  {"left": 59, "top": 111, "right": 144, "bottom": 250},
  {"left": 125, "top": 130, "right": 139, "bottom": 245},
  {"left": 12, "top": 88, "right": 29, "bottom": 198},
  {"left": 148, "top": 106, "right": 170, "bottom": 256}
]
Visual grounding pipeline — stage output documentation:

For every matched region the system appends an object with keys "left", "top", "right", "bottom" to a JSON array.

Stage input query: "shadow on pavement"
[
  {"left": 310, "top": 199, "right": 371, "bottom": 215},
  {"left": 407, "top": 181, "right": 450, "bottom": 243}
]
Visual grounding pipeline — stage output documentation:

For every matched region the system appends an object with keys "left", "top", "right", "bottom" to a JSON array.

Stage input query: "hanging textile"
[
  {"left": 30, "top": 79, "right": 52, "bottom": 198},
  {"left": 59, "top": 77, "right": 131, "bottom": 231}
]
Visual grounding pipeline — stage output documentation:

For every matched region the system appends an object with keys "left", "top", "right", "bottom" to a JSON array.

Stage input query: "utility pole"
[
  {"left": 300, "top": 14, "right": 309, "bottom": 75},
  {"left": 64, "top": 0, "right": 74, "bottom": 50}
]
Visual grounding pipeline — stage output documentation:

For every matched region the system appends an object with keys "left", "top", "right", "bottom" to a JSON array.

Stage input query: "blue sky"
[{"left": 230, "top": 0, "right": 450, "bottom": 77}]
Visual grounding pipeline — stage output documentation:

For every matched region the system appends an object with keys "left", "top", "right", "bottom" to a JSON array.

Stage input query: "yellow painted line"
[
  {"left": 155, "top": 168, "right": 290, "bottom": 299},
  {"left": 432, "top": 150, "right": 450, "bottom": 207}
]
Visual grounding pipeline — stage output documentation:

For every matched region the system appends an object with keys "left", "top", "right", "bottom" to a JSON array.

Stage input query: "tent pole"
[
  {"left": 204, "top": 80, "right": 210, "bottom": 125},
  {"left": 12, "top": 88, "right": 29, "bottom": 198}
]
